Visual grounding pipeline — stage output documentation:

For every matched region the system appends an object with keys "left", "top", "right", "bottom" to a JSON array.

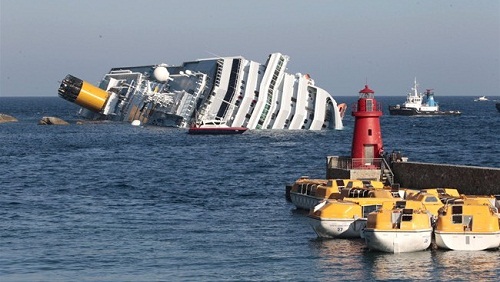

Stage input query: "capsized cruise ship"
[{"left": 58, "top": 53, "right": 345, "bottom": 130}]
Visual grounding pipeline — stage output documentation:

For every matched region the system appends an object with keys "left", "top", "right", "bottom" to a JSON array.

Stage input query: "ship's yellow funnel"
[{"left": 58, "top": 74, "right": 110, "bottom": 113}]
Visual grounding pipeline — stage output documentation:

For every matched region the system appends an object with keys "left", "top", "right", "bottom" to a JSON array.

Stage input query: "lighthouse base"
[
  {"left": 327, "top": 167, "right": 382, "bottom": 182},
  {"left": 326, "top": 156, "right": 394, "bottom": 185}
]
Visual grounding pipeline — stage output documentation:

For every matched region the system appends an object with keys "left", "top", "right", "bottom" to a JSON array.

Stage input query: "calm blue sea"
[{"left": 1, "top": 96, "right": 499, "bottom": 281}]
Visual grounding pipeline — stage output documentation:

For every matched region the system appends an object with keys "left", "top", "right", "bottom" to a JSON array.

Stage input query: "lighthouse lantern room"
[{"left": 351, "top": 85, "right": 383, "bottom": 168}]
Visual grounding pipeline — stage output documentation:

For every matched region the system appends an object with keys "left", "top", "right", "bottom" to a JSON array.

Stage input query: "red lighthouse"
[{"left": 351, "top": 85, "right": 383, "bottom": 168}]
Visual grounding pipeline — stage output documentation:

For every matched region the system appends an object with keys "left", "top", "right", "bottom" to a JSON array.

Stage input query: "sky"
[{"left": 1, "top": 0, "right": 499, "bottom": 97}]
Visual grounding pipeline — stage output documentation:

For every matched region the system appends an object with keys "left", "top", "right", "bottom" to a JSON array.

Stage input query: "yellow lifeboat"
[
  {"left": 434, "top": 196, "right": 500, "bottom": 251},
  {"left": 288, "top": 177, "right": 384, "bottom": 210},
  {"left": 363, "top": 200, "right": 433, "bottom": 253},
  {"left": 416, "top": 188, "right": 461, "bottom": 202},
  {"left": 405, "top": 191, "right": 448, "bottom": 218},
  {"left": 308, "top": 189, "right": 399, "bottom": 239}
]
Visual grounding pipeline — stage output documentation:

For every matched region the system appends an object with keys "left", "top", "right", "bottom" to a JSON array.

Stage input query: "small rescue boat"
[
  {"left": 434, "top": 197, "right": 500, "bottom": 251},
  {"left": 474, "top": 96, "right": 488, "bottom": 102},
  {"left": 288, "top": 176, "right": 384, "bottom": 210},
  {"left": 417, "top": 188, "right": 461, "bottom": 200},
  {"left": 363, "top": 200, "right": 433, "bottom": 253},
  {"left": 405, "top": 189, "right": 459, "bottom": 218},
  {"left": 308, "top": 189, "right": 400, "bottom": 239},
  {"left": 188, "top": 120, "right": 247, "bottom": 135}
]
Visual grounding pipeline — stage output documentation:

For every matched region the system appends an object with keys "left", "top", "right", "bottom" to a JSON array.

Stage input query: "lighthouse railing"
[
  {"left": 351, "top": 101, "right": 382, "bottom": 112},
  {"left": 351, "top": 158, "right": 383, "bottom": 169},
  {"left": 327, "top": 156, "right": 383, "bottom": 169},
  {"left": 327, "top": 156, "right": 395, "bottom": 185}
]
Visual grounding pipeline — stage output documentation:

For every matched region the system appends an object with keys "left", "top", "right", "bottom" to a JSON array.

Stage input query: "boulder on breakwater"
[
  {"left": 38, "top": 116, "right": 70, "bottom": 125},
  {"left": 0, "top": 113, "right": 18, "bottom": 123}
]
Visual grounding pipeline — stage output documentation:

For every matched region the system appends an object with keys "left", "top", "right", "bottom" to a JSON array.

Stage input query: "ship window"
[
  {"left": 366, "top": 99, "right": 373, "bottom": 111},
  {"left": 395, "top": 201, "right": 406, "bottom": 209},
  {"left": 310, "top": 185, "right": 317, "bottom": 196},
  {"left": 425, "top": 196, "right": 439, "bottom": 203},
  {"left": 452, "top": 215, "right": 462, "bottom": 224},
  {"left": 401, "top": 209, "right": 413, "bottom": 221},
  {"left": 368, "top": 129, "right": 372, "bottom": 136},
  {"left": 452, "top": 206, "right": 463, "bottom": 214},
  {"left": 362, "top": 205, "right": 380, "bottom": 218}
]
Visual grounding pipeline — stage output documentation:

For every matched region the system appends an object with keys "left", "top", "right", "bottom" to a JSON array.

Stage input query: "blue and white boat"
[{"left": 388, "top": 79, "right": 461, "bottom": 116}]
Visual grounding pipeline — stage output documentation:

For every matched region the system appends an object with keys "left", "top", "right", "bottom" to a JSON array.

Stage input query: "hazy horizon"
[{"left": 1, "top": 0, "right": 499, "bottom": 97}]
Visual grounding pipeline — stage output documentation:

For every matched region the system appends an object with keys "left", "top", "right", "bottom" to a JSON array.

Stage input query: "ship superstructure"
[{"left": 58, "top": 53, "right": 344, "bottom": 130}]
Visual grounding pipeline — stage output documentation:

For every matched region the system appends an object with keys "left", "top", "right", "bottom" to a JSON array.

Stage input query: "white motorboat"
[
  {"left": 188, "top": 119, "right": 247, "bottom": 135},
  {"left": 474, "top": 96, "right": 488, "bottom": 101}
]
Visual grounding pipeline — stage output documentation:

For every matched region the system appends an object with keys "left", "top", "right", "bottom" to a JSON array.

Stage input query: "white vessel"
[
  {"left": 388, "top": 79, "right": 461, "bottom": 116},
  {"left": 58, "top": 53, "right": 344, "bottom": 130},
  {"left": 288, "top": 177, "right": 385, "bottom": 210},
  {"left": 188, "top": 119, "right": 247, "bottom": 135},
  {"left": 363, "top": 200, "right": 433, "bottom": 253},
  {"left": 474, "top": 96, "right": 488, "bottom": 101},
  {"left": 308, "top": 189, "right": 400, "bottom": 239},
  {"left": 434, "top": 197, "right": 500, "bottom": 251}
]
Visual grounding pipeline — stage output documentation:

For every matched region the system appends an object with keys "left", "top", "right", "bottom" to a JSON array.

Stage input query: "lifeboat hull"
[
  {"left": 434, "top": 232, "right": 500, "bottom": 251},
  {"left": 364, "top": 229, "right": 432, "bottom": 253},
  {"left": 290, "top": 193, "right": 322, "bottom": 210},
  {"left": 308, "top": 217, "right": 366, "bottom": 239}
]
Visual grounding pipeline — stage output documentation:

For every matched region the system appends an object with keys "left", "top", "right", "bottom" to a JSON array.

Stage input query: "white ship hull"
[
  {"left": 59, "top": 53, "right": 344, "bottom": 130},
  {"left": 434, "top": 232, "right": 500, "bottom": 251},
  {"left": 308, "top": 217, "right": 366, "bottom": 239},
  {"left": 363, "top": 229, "right": 432, "bottom": 253}
]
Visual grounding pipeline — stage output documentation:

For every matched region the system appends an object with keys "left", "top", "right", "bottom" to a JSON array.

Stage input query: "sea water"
[{"left": 1, "top": 96, "right": 499, "bottom": 281}]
